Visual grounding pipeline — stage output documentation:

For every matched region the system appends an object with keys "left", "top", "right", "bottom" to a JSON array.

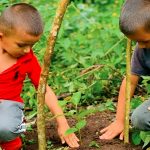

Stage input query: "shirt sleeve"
[
  {"left": 131, "top": 45, "right": 149, "bottom": 76},
  {"left": 28, "top": 53, "right": 41, "bottom": 89}
]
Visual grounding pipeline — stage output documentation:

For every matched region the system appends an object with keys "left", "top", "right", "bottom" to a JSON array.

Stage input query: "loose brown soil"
[{"left": 23, "top": 111, "right": 142, "bottom": 150}]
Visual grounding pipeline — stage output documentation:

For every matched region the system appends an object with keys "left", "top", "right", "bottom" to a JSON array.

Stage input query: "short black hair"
[
  {"left": 119, "top": 0, "right": 150, "bottom": 35},
  {"left": 0, "top": 3, "right": 43, "bottom": 36}
]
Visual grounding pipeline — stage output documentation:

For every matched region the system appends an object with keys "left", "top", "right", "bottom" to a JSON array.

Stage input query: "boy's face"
[
  {"left": 0, "top": 28, "right": 41, "bottom": 58},
  {"left": 127, "top": 28, "right": 150, "bottom": 48}
]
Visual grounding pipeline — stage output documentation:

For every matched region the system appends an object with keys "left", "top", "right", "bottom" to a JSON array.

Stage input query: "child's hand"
[
  {"left": 99, "top": 121, "right": 124, "bottom": 140},
  {"left": 57, "top": 123, "right": 80, "bottom": 148}
]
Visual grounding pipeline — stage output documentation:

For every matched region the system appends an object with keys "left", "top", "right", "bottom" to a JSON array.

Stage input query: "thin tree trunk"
[
  {"left": 124, "top": 39, "right": 131, "bottom": 143},
  {"left": 37, "top": 0, "right": 70, "bottom": 149}
]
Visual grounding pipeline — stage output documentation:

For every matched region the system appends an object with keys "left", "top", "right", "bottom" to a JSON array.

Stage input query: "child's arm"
[
  {"left": 45, "top": 85, "right": 79, "bottom": 148},
  {"left": 99, "top": 74, "right": 140, "bottom": 140}
]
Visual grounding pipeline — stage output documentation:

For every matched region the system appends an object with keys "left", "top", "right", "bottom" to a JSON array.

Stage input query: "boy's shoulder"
[
  {"left": 134, "top": 44, "right": 150, "bottom": 55},
  {"left": 133, "top": 45, "right": 150, "bottom": 64}
]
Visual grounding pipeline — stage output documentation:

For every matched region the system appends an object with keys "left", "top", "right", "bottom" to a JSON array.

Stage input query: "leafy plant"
[
  {"left": 131, "top": 130, "right": 150, "bottom": 149},
  {"left": 140, "top": 131, "right": 150, "bottom": 148},
  {"left": 98, "top": 99, "right": 116, "bottom": 112},
  {"left": 141, "top": 76, "right": 150, "bottom": 95},
  {"left": 59, "top": 91, "right": 96, "bottom": 141},
  {"left": 89, "top": 141, "right": 100, "bottom": 148},
  {"left": 130, "top": 97, "right": 143, "bottom": 110},
  {"left": 21, "top": 133, "right": 36, "bottom": 149},
  {"left": 63, "top": 92, "right": 87, "bottom": 140},
  {"left": 47, "top": 140, "right": 54, "bottom": 149},
  {"left": 65, "top": 119, "right": 87, "bottom": 140},
  {"left": 70, "top": 91, "right": 81, "bottom": 111},
  {"left": 131, "top": 130, "right": 141, "bottom": 146}
]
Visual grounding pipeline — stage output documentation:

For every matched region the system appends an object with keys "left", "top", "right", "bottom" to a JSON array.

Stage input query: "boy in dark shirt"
[
  {"left": 0, "top": 3, "right": 79, "bottom": 149},
  {"left": 100, "top": 0, "right": 150, "bottom": 140}
]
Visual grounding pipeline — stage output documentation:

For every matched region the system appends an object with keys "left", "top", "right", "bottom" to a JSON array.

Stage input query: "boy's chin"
[{"left": 2, "top": 48, "right": 7, "bottom": 53}]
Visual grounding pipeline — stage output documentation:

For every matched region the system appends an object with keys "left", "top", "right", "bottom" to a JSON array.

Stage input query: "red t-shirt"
[{"left": 0, "top": 50, "right": 41, "bottom": 103}]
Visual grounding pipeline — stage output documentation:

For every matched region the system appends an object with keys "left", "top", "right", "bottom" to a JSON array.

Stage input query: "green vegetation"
[
  {"left": 1, "top": 0, "right": 150, "bottom": 148},
  {"left": 22, "top": 0, "right": 125, "bottom": 107}
]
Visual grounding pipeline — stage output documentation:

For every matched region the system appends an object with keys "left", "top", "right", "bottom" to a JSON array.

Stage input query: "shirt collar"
[{"left": 18, "top": 49, "right": 33, "bottom": 63}]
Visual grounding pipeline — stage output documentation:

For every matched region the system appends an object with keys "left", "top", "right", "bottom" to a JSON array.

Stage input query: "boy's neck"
[
  {"left": 0, "top": 47, "right": 12, "bottom": 57},
  {"left": 0, "top": 48, "right": 6, "bottom": 54},
  {"left": 0, "top": 47, "right": 17, "bottom": 73}
]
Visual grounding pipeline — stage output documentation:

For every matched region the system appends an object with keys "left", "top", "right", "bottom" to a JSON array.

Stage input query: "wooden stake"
[
  {"left": 37, "top": 0, "right": 70, "bottom": 149},
  {"left": 124, "top": 38, "right": 131, "bottom": 143}
]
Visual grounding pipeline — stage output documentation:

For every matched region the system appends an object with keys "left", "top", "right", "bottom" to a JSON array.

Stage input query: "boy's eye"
[
  {"left": 17, "top": 43, "right": 34, "bottom": 48},
  {"left": 138, "top": 41, "right": 150, "bottom": 44},
  {"left": 17, "top": 44, "right": 26, "bottom": 48},
  {"left": 144, "top": 41, "right": 150, "bottom": 44}
]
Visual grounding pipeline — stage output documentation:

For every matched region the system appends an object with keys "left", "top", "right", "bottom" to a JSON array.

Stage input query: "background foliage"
[
  {"left": 0, "top": 0, "right": 126, "bottom": 108},
  {"left": 0, "top": 0, "right": 133, "bottom": 111},
  {"left": 0, "top": 0, "right": 126, "bottom": 107},
  {"left": 1, "top": 0, "right": 150, "bottom": 147},
  {"left": 21, "top": 0, "right": 125, "bottom": 107}
]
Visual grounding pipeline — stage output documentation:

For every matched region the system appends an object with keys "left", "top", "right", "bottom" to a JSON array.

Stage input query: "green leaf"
[
  {"left": 67, "top": 110, "right": 77, "bottom": 116},
  {"left": 143, "top": 136, "right": 150, "bottom": 148},
  {"left": 92, "top": 81, "right": 103, "bottom": 95},
  {"left": 71, "top": 92, "right": 81, "bottom": 106},
  {"left": 65, "top": 128, "right": 78, "bottom": 135},
  {"left": 140, "top": 131, "right": 150, "bottom": 148},
  {"left": 98, "top": 104, "right": 106, "bottom": 112},
  {"left": 62, "top": 38, "right": 71, "bottom": 50},
  {"left": 131, "top": 131, "right": 141, "bottom": 145},
  {"left": 104, "top": 100, "right": 115, "bottom": 111},
  {"left": 26, "top": 111, "right": 37, "bottom": 120},
  {"left": 75, "top": 120, "right": 86, "bottom": 130},
  {"left": 89, "top": 141, "right": 100, "bottom": 148},
  {"left": 78, "top": 109, "right": 95, "bottom": 119},
  {"left": 130, "top": 97, "right": 143, "bottom": 110},
  {"left": 58, "top": 100, "right": 68, "bottom": 107},
  {"left": 140, "top": 131, "right": 150, "bottom": 141}
]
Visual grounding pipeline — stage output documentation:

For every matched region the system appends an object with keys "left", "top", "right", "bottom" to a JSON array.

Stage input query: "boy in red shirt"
[{"left": 0, "top": 3, "right": 79, "bottom": 150}]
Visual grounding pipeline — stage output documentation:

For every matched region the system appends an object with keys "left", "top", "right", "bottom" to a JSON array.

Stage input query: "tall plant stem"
[
  {"left": 124, "top": 38, "right": 131, "bottom": 143},
  {"left": 37, "top": 0, "right": 70, "bottom": 149}
]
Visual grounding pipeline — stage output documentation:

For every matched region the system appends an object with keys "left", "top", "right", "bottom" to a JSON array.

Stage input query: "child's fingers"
[
  {"left": 99, "top": 130, "right": 113, "bottom": 140},
  {"left": 105, "top": 131, "right": 115, "bottom": 140},
  {"left": 119, "top": 132, "right": 124, "bottom": 140},
  {"left": 65, "top": 136, "right": 79, "bottom": 148},
  {"left": 69, "top": 135, "right": 79, "bottom": 147},
  {"left": 64, "top": 135, "right": 79, "bottom": 148},
  {"left": 60, "top": 135, "right": 65, "bottom": 144},
  {"left": 100, "top": 126, "right": 109, "bottom": 133},
  {"left": 73, "top": 134, "right": 80, "bottom": 141}
]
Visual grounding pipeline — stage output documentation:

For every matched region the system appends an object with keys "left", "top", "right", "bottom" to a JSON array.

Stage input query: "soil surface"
[{"left": 23, "top": 111, "right": 142, "bottom": 150}]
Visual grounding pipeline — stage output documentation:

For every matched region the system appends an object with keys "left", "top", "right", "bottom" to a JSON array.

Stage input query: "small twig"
[
  {"left": 80, "top": 64, "right": 104, "bottom": 75},
  {"left": 26, "top": 118, "right": 37, "bottom": 127},
  {"left": 76, "top": 64, "right": 121, "bottom": 80},
  {"left": 101, "top": 37, "right": 125, "bottom": 58},
  {"left": 76, "top": 65, "right": 104, "bottom": 79},
  {"left": 57, "top": 93, "right": 72, "bottom": 99}
]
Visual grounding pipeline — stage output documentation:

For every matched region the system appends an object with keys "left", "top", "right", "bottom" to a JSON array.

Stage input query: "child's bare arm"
[
  {"left": 99, "top": 74, "right": 140, "bottom": 140},
  {"left": 45, "top": 85, "right": 79, "bottom": 148}
]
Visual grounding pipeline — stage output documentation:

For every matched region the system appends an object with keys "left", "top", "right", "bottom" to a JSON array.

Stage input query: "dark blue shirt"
[{"left": 131, "top": 45, "right": 150, "bottom": 76}]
